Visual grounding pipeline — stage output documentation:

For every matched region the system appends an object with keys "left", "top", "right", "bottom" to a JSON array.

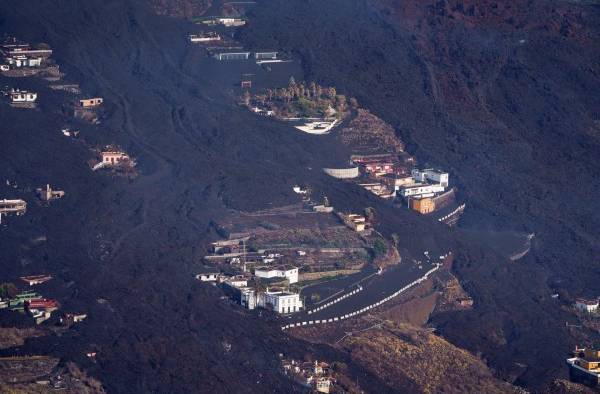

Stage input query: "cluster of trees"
[{"left": 244, "top": 78, "right": 358, "bottom": 118}]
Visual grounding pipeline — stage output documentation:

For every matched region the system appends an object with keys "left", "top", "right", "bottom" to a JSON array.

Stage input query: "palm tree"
[{"left": 309, "top": 81, "right": 317, "bottom": 98}]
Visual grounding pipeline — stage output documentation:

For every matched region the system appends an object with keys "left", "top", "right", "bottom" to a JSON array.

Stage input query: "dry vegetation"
[
  {"left": 252, "top": 227, "right": 366, "bottom": 249},
  {"left": 432, "top": 269, "right": 473, "bottom": 313},
  {"left": 545, "top": 379, "right": 597, "bottom": 394},
  {"left": 339, "top": 321, "right": 519, "bottom": 394},
  {"left": 338, "top": 109, "right": 405, "bottom": 154},
  {"left": 288, "top": 272, "right": 508, "bottom": 394},
  {"left": 0, "top": 327, "right": 45, "bottom": 350},
  {"left": 0, "top": 361, "right": 105, "bottom": 394}
]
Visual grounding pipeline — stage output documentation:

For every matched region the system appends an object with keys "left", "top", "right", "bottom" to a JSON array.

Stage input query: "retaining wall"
[{"left": 282, "top": 263, "right": 442, "bottom": 330}]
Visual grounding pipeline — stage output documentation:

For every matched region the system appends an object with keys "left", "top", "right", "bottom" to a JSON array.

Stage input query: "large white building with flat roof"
[
  {"left": 255, "top": 266, "right": 299, "bottom": 284},
  {"left": 398, "top": 183, "right": 445, "bottom": 198},
  {"left": 258, "top": 291, "right": 302, "bottom": 314},
  {"left": 411, "top": 169, "right": 449, "bottom": 187}
]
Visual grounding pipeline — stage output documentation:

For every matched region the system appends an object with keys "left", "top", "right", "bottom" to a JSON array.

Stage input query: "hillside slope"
[{"left": 239, "top": 0, "right": 600, "bottom": 389}]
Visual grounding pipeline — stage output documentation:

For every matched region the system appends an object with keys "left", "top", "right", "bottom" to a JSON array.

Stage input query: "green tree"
[
  {"left": 364, "top": 206, "right": 376, "bottom": 221},
  {"left": 373, "top": 239, "right": 387, "bottom": 257},
  {"left": 309, "top": 81, "right": 317, "bottom": 98}
]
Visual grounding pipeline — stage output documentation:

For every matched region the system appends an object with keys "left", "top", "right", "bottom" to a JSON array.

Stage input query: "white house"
[
  {"left": 222, "top": 276, "right": 248, "bottom": 288},
  {"left": 255, "top": 266, "right": 299, "bottom": 284},
  {"left": 398, "top": 183, "right": 445, "bottom": 198},
  {"left": 196, "top": 272, "right": 219, "bottom": 282},
  {"left": 575, "top": 298, "right": 599, "bottom": 313},
  {"left": 101, "top": 151, "right": 130, "bottom": 165},
  {"left": 258, "top": 291, "right": 302, "bottom": 314},
  {"left": 293, "top": 185, "right": 308, "bottom": 195},
  {"left": 9, "top": 89, "right": 37, "bottom": 102},
  {"left": 316, "top": 377, "right": 332, "bottom": 393},
  {"left": 411, "top": 169, "right": 449, "bottom": 187}
]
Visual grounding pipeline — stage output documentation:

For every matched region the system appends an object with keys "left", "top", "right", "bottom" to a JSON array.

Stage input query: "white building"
[
  {"left": 316, "top": 377, "right": 332, "bottom": 393},
  {"left": 398, "top": 183, "right": 445, "bottom": 198},
  {"left": 9, "top": 89, "right": 37, "bottom": 102},
  {"left": 196, "top": 272, "right": 219, "bottom": 282},
  {"left": 222, "top": 276, "right": 248, "bottom": 288},
  {"left": 255, "top": 266, "right": 299, "bottom": 284},
  {"left": 214, "top": 52, "right": 251, "bottom": 61},
  {"left": 575, "top": 298, "right": 599, "bottom": 313},
  {"left": 255, "top": 52, "right": 278, "bottom": 60},
  {"left": 293, "top": 185, "right": 308, "bottom": 195},
  {"left": 411, "top": 169, "right": 449, "bottom": 187},
  {"left": 216, "top": 18, "right": 246, "bottom": 27},
  {"left": 240, "top": 288, "right": 256, "bottom": 310},
  {"left": 312, "top": 205, "right": 334, "bottom": 213},
  {"left": 188, "top": 34, "right": 221, "bottom": 43},
  {"left": 101, "top": 151, "right": 130, "bottom": 165},
  {"left": 322, "top": 166, "right": 360, "bottom": 179},
  {"left": 6, "top": 56, "right": 42, "bottom": 68},
  {"left": 258, "top": 291, "right": 302, "bottom": 314}
]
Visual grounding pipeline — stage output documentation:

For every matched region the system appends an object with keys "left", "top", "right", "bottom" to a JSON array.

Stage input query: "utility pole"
[{"left": 242, "top": 239, "right": 247, "bottom": 272}]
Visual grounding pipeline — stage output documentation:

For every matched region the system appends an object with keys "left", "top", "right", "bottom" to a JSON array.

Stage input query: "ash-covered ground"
[{"left": 0, "top": 0, "right": 599, "bottom": 392}]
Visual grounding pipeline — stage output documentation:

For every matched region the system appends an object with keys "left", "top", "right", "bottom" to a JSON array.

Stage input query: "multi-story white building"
[
  {"left": 398, "top": 183, "right": 445, "bottom": 198},
  {"left": 255, "top": 266, "right": 299, "bottom": 284},
  {"left": 411, "top": 169, "right": 449, "bottom": 187},
  {"left": 258, "top": 291, "right": 302, "bottom": 314},
  {"left": 240, "top": 288, "right": 257, "bottom": 310},
  {"left": 6, "top": 56, "right": 42, "bottom": 68}
]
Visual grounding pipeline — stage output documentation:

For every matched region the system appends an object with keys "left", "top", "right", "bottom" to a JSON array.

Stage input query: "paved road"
[
  {"left": 288, "top": 259, "right": 436, "bottom": 324},
  {"left": 300, "top": 266, "right": 378, "bottom": 306}
]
